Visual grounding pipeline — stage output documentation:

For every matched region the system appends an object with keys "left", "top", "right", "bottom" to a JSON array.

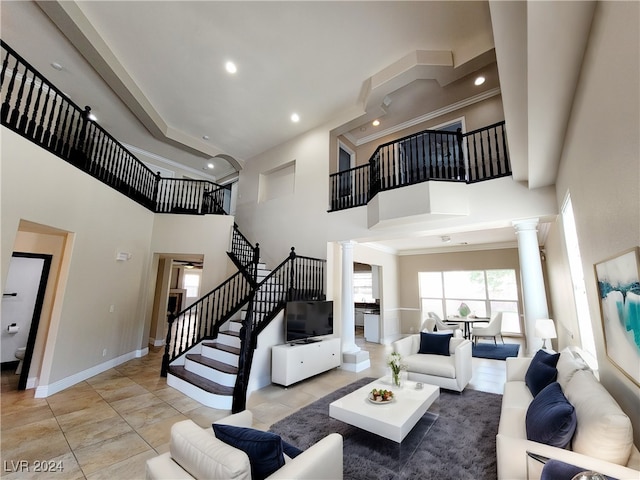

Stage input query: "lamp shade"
[{"left": 535, "top": 319, "right": 557, "bottom": 339}]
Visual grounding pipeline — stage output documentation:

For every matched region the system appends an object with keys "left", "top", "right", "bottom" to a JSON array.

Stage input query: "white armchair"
[
  {"left": 146, "top": 410, "right": 343, "bottom": 480},
  {"left": 392, "top": 334, "right": 473, "bottom": 392},
  {"left": 471, "top": 312, "right": 503, "bottom": 345}
]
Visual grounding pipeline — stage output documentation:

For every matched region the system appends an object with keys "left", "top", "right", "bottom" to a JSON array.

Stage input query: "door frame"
[{"left": 11, "top": 252, "right": 52, "bottom": 390}]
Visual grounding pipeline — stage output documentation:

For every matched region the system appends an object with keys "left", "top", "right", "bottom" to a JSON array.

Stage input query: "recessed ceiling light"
[
  {"left": 207, "top": 163, "right": 214, "bottom": 169},
  {"left": 225, "top": 61, "right": 237, "bottom": 74},
  {"left": 202, "top": 135, "right": 210, "bottom": 140},
  {"left": 441, "top": 235, "right": 451, "bottom": 243},
  {"left": 88, "top": 113, "right": 97, "bottom": 121},
  {"left": 372, "top": 119, "right": 380, "bottom": 127},
  {"left": 51, "top": 62, "right": 63, "bottom": 71},
  {"left": 474, "top": 76, "right": 486, "bottom": 86},
  {"left": 290, "top": 113, "right": 300, "bottom": 123}
]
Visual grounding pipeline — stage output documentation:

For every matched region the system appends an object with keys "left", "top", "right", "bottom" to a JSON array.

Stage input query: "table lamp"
[{"left": 535, "top": 319, "right": 557, "bottom": 350}]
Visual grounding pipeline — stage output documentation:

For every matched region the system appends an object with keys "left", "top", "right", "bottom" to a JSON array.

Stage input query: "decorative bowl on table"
[{"left": 368, "top": 388, "right": 394, "bottom": 404}]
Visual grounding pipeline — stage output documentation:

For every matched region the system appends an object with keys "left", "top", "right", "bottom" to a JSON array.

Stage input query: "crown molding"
[
  {"left": 121, "top": 143, "right": 217, "bottom": 181},
  {"left": 351, "top": 87, "right": 501, "bottom": 147},
  {"left": 394, "top": 240, "right": 518, "bottom": 256}
]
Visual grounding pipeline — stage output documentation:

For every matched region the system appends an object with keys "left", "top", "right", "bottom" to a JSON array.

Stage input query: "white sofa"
[
  {"left": 497, "top": 349, "right": 640, "bottom": 480},
  {"left": 391, "top": 334, "right": 472, "bottom": 392},
  {"left": 146, "top": 410, "right": 343, "bottom": 480}
]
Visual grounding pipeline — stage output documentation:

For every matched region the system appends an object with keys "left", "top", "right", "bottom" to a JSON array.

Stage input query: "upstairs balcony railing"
[
  {"left": 1, "top": 40, "right": 229, "bottom": 215},
  {"left": 329, "top": 121, "right": 510, "bottom": 211}
]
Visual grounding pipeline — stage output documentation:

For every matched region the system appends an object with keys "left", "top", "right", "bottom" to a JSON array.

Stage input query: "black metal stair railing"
[
  {"left": 329, "top": 121, "right": 510, "bottom": 211},
  {"left": 161, "top": 269, "right": 254, "bottom": 376},
  {"left": 1, "top": 39, "right": 229, "bottom": 216},
  {"left": 232, "top": 247, "right": 326, "bottom": 412},
  {"left": 229, "top": 223, "right": 259, "bottom": 272},
  {"left": 161, "top": 225, "right": 261, "bottom": 377}
]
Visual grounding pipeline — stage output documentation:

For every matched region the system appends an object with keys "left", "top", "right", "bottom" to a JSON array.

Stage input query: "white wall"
[
  {"left": 235, "top": 126, "right": 334, "bottom": 265},
  {"left": 547, "top": 1, "right": 640, "bottom": 444},
  {"left": 2, "top": 128, "right": 155, "bottom": 387},
  {"left": 1, "top": 127, "right": 236, "bottom": 394}
]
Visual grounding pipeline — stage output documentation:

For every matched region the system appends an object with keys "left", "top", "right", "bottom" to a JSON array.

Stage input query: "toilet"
[{"left": 14, "top": 347, "right": 26, "bottom": 375}]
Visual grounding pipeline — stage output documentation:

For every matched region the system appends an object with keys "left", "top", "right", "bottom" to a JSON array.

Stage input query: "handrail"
[
  {"left": 232, "top": 247, "right": 326, "bottom": 412},
  {"left": 1, "top": 39, "right": 229, "bottom": 216},
  {"left": 161, "top": 269, "right": 253, "bottom": 376},
  {"left": 229, "top": 223, "right": 259, "bottom": 272},
  {"left": 329, "top": 121, "right": 510, "bottom": 211}
]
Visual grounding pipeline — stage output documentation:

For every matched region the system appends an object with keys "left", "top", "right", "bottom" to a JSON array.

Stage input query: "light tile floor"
[{"left": 0, "top": 333, "right": 520, "bottom": 479}]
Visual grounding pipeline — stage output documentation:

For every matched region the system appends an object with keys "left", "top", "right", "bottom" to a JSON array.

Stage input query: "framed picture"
[{"left": 594, "top": 247, "right": 640, "bottom": 386}]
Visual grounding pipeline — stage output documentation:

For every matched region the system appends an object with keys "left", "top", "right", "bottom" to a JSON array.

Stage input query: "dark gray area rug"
[{"left": 269, "top": 377, "right": 502, "bottom": 480}]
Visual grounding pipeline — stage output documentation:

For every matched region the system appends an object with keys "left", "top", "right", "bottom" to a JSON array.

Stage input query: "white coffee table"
[{"left": 329, "top": 377, "right": 439, "bottom": 443}]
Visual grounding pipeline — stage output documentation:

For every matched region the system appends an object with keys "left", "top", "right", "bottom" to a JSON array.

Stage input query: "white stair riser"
[
  {"left": 225, "top": 321, "right": 242, "bottom": 333},
  {"left": 184, "top": 358, "right": 236, "bottom": 387},
  {"left": 202, "top": 344, "right": 239, "bottom": 365},
  {"left": 216, "top": 332, "right": 241, "bottom": 349},
  {"left": 167, "top": 374, "right": 232, "bottom": 410}
]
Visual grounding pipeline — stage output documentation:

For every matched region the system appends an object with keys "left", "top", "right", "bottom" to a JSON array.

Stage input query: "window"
[
  {"left": 419, "top": 269, "right": 520, "bottom": 332},
  {"left": 561, "top": 194, "right": 598, "bottom": 369},
  {"left": 398, "top": 120, "right": 464, "bottom": 182},
  {"left": 353, "top": 271, "right": 374, "bottom": 303},
  {"left": 183, "top": 272, "right": 201, "bottom": 299}
]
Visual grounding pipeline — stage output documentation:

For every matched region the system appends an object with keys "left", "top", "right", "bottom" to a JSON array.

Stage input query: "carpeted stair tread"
[
  {"left": 185, "top": 354, "right": 238, "bottom": 374},
  {"left": 168, "top": 366, "right": 234, "bottom": 395},
  {"left": 202, "top": 341, "right": 240, "bottom": 355}
]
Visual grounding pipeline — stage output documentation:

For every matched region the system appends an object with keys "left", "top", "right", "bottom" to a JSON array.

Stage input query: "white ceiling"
[
  {"left": 2, "top": 1, "right": 593, "bottom": 254},
  {"left": 2, "top": 1, "right": 495, "bottom": 181}
]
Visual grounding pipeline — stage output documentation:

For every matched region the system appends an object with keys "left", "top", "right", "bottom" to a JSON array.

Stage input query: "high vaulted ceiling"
[
  {"left": 2, "top": 0, "right": 496, "bottom": 181},
  {"left": 1, "top": 1, "right": 598, "bottom": 253}
]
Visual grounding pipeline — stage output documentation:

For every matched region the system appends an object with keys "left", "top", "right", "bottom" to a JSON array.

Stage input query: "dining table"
[{"left": 446, "top": 316, "right": 490, "bottom": 340}]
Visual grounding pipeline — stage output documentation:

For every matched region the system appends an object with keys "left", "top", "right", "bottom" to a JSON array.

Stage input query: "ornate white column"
[
  {"left": 340, "top": 241, "right": 358, "bottom": 353},
  {"left": 513, "top": 219, "right": 549, "bottom": 354}
]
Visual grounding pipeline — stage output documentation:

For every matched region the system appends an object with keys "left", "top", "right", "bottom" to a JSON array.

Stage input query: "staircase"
[
  {"left": 162, "top": 229, "right": 327, "bottom": 411},
  {"left": 166, "top": 260, "right": 281, "bottom": 409}
]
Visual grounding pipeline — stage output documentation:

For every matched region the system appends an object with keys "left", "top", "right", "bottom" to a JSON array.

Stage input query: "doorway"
[
  {"left": 353, "top": 262, "right": 381, "bottom": 343},
  {"left": 1, "top": 253, "right": 52, "bottom": 390}
]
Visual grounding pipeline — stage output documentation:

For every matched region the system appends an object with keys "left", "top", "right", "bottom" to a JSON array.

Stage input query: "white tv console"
[{"left": 271, "top": 337, "right": 341, "bottom": 386}]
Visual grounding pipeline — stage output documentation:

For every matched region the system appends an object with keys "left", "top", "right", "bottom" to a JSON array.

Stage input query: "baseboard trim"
[{"left": 34, "top": 346, "right": 149, "bottom": 398}]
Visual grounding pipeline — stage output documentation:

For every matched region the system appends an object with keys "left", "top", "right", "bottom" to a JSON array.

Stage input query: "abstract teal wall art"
[{"left": 595, "top": 247, "right": 640, "bottom": 386}]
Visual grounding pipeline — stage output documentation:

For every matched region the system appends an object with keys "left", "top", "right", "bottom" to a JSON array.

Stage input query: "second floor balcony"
[{"left": 329, "top": 121, "right": 510, "bottom": 212}]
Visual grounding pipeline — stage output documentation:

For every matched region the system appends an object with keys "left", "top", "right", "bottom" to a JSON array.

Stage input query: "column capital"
[
  {"left": 512, "top": 218, "right": 539, "bottom": 233},
  {"left": 339, "top": 240, "right": 356, "bottom": 249}
]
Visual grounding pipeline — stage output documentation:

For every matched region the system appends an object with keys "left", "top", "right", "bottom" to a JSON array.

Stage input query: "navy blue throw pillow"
[
  {"left": 418, "top": 332, "right": 452, "bottom": 356},
  {"left": 282, "top": 439, "right": 303, "bottom": 459},
  {"left": 213, "top": 424, "right": 285, "bottom": 480},
  {"left": 541, "top": 459, "right": 617, "bottom": 480},
  {"left": 525, "top": 361, "right": 558, "bottom": 396},
  {"left": 525, "top": 349, "right": 560, "bottom": 396},
  {"left": 526, "top": 382, "right": 577, "bottom": 448},
  {"left": 531, "top": 349, "right": 561, "bottom": 368}
]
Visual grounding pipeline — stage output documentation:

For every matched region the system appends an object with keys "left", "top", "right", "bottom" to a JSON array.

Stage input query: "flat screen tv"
[{"left": 285, "top": 300, "right": 334, "bottom": 343}]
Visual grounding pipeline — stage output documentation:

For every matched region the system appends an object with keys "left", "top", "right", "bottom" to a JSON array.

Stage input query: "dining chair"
[
  {"left": 429, "top": 311, "right": 461, "bottom": 336},
  {"left": 471, "top": 312, "right": 503, "bottom": 345}
]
